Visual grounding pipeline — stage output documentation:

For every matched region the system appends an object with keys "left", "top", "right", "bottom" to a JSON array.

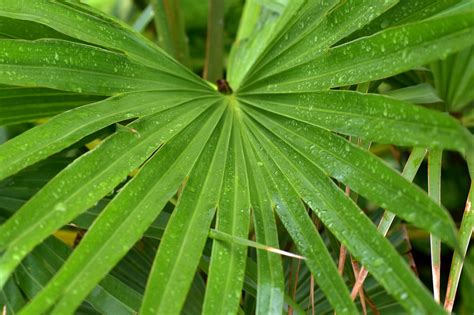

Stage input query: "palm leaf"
[
  {"left": 240, "top": 11, "right": 474, "bottom": 92},
  {"left": 202, "top": 117, "right": 250, "bottom": 315},
  {"left": 242, "top": 114, "right": 444, "bottom": 313},
  {"left": 0, "top": 39, "right": 206, "bottom": 95},
  {"left": 243, "top": 128, "right": 285, "bottom": 314},
  {"left": 0, "top": 86, "right": 103, "bottom": 126},
  {"left": 0, "top": 1, "right": 472, "bottom": 314},
  {"left": 0, "top": 99, "right": 218, "bottom": 287}
]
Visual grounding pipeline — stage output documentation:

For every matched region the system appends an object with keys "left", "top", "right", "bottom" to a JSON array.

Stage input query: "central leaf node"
[{"left": 217, "top": 79, "right": 233, "bottom": 94}]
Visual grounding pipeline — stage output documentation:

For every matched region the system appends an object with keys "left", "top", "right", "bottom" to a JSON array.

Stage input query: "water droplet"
[{"left": 54, "top": 202, "right": 67, "bottom": 212}]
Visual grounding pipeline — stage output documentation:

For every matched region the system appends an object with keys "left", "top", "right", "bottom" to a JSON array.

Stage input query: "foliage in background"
[{"left": 0, "top": 0, "right": 473, "bottom": 314}]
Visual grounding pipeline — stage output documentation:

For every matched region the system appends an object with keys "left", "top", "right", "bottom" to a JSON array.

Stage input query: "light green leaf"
[
  {"left": 244, "top": 0, "right": 398, "bottom": 83},
  {"left": 0, "top": 39, "right": 208, "bottom": 95},
  {"left": 241, "top": 11, "right": 474, "bottom": 92},
  {"left": 227, "top": 0, "right": 304, "bottom": 88},
  {"left": 348, "top": 0, "right": 463, "bottom": 40},
  {"left": 0, "top": 0, "right": 203, "bottom": 84},
  {"left": 0, "top": 0, "right": 470, "bottom": 313}
]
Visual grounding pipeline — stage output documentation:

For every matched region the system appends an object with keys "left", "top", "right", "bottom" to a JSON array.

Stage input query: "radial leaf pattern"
[{"left": 0, "top": 1, "right": 472, "bottom": 314}]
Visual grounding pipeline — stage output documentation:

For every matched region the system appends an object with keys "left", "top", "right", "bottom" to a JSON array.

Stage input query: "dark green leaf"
[
  {"left": 202, "top": 115, "right": 250, "bottom": 315},
  {"left": 242, "top": 124, "right": 285, "bottom": 314},
  {"left": 0, "top": 86, "right": 104, "bottom": 126},
  {"left": 140, "top": 107, "right": 232, "bottom": 314},
  {"left": 0, "top": 99, "right": 217, "bottom": 288},
  {"left": 18, "top": 102, "right": 226, "bottom": 314},
  {"left": 246, "top": 127, "right": 358, "bottom": 314},
  {"left": 0, "top": 90, "right": 217, "bottom": 180},
  {"left": 242, "top": 115, "right": 446, "bottom": 314}
]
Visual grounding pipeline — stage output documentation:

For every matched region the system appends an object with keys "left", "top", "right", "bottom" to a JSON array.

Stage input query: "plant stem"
[
  {"left": 350, "top": 257, "right": 367, "bottom": 315},
  {"left": 444, "top": 182, "right": 473, "bottom": 312},
  {"left": 132, "top": 5, "right": 155, "bottom": 32},
  {"left": 288, "top": 259, "right": 301, "bottom": 315},
  {"left": 337, "top": 244, "right": 347, "bottom": 275},
  {"left": 203, "top": 0, "right": 225, "bottom": 82},
  {"left": 401, "top": 224, "right": 418, "bottom": 276},
  {"left": 151, "top": 0, "right": 190, "bottom": 66},
  {"left": 309, "top": 275, "right": 315, "bottom": 315},
  {"left": 351, "top": 147, "right": 427, "bottom": 299},
  {"left": 209, "top": 229, "right": 305, "bottom": 259},
  {"left": 428, "top": 148, "right": 443, "bottom": 303}
]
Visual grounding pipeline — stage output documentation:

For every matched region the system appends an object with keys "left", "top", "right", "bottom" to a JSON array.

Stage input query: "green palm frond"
[{"left": 0, "top": 1, "right": 473, "bottom": 314}]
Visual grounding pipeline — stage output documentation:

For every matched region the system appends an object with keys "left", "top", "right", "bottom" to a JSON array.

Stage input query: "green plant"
[{"left": 0, "top": 1, "right": 473, "bottom": 314}]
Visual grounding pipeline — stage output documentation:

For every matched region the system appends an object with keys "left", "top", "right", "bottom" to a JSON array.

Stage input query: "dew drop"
[{"left": 54, "top": 202, "right": 67, "bottom": 212}]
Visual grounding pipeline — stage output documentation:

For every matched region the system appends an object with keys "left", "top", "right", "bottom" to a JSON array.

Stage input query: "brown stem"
[
  {"left": 289, "top": 259, "right": 301, "bottom": 315},
  {"left": 401, "top": 224, "right": 418, "bottom": 276},
  {"left": 350, "top": 257, "right": 367, "bottom": 315},
  {"left": 310, "top": 275, "right": 315, "bottom": 315}
]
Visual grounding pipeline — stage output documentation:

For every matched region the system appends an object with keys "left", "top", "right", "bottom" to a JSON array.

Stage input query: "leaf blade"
[
  {"left": 244, "top": 0, "right": 398, "bottom": 83},
  {"left": 239, "top": 91, "right": 473, "bottom": 153},
  {"left": 242, "top": 11, "right": 474, "bottom": 93},
  {"left": 16, "top": 102, "right": 227, "bottom": 315},
  {"left": 242, "top": 123, "right": 285, "bottom": 315},
  {"left": 242, "top": 114, "right": 446, "bottom": 314},
  {"left": 0, "top": 0, "right": 203, "bottom": 86},
  {"left": 202, "top": 114, "right": 251, "bottom": 315},
  {"left": 0, "top": 86, "right": 103, "bottom": 126},
  {"left": 0, "top": 39, "right": 207, "bottom": 95},
  {"left": 243, "top": 105, "right": 457, "bottom": 247},
  {"left": 0, "top": 90, "right": 216, "bottom": 181},
  {"left": 140, "top": 107, "right": 233, "bottom": 315},
  {"left": 0, "top": 99, "right": 216, "bottom": 288},
  {"left": 245, "top": 122, "right": 358, "bottom": 314}
]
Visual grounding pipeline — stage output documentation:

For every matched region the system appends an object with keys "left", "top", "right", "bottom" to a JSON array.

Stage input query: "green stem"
[
  {"left": 209, "top": 229, "right": 305, "bottom": 260},
  {"left": 375, "top": 147, "right": 428, "bottom": 237},
  {"left": 428, "top": 148, "right": 443, "bottom": 303},
  {"left": 351, "top": 147, "right": 427, "bottom": 299},
  {"left": 152, "top": 0, "right": 190, "bottom": 66},
  {"left": 203, "top": 0, "right": 225, "bottom": 82},
  {"left": 132, "top": 5, "right": 154, "bottom": 32},
  {"left": 444, "top": 182, "right": 473, "bottom": 312}
]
